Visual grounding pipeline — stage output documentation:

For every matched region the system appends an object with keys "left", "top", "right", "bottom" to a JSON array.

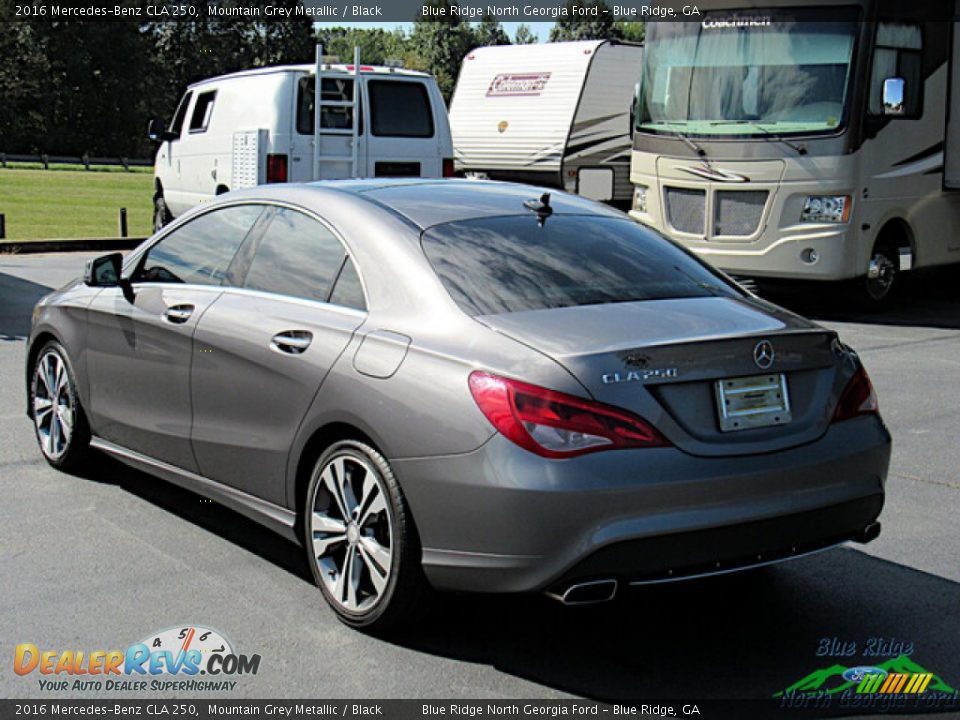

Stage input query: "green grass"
[
  {"left": 2, "top": 161, "right": 152, "bottom": 173},
  {"left": 0, "top": 167, "right": 153, "bottom": 240}
]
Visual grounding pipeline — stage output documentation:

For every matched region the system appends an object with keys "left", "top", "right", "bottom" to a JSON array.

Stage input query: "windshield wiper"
[
  {"left": 710, "top": 120, "right": 807, "bottom": 155},
  {"left": 676, "top": 132, "right": 707, "bottom": 159}
]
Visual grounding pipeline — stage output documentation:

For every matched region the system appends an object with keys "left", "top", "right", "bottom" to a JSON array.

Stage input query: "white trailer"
[
  {"left": 448, "top": 40, "right": 643, "bottom": 206},
  {"left": 148, "top": 50, "right": 453, "bottom": 230},
  {"left": 629, "top": 0, "right": 960, "bottom": 307}
]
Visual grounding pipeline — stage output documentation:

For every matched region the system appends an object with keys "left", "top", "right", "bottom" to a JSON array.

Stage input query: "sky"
[{"left": 314, "top": 21, "right": 553, "bottom": 42}]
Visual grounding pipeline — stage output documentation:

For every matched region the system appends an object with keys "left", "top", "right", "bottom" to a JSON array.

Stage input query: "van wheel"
[
  {"left": 303, "top": 440, "right": 430, "bottom": 633},
  {"left": 153, "top": 195, "right": 172, "bottom": 233},
  {"left": 849, "top": 243, "right": 898, "bottom": 311}
]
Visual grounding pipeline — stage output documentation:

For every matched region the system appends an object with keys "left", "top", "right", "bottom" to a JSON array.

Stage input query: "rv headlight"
[
  {"left": 801, "top": 195, "right": 851, "bottom": 224},
  {"left": 633, "top": 185, "right": 649, "bottom": 214}
]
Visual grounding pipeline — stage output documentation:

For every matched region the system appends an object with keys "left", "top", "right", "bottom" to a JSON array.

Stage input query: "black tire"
[
  {"left": 29, "top": 340, "right": 94, "bottom": 472},
  {"left": 153, "top": 194, "right": 172, "bottom": 233},
  {"left": 847, "top": 242, "right": 899, "bottom": 311},
  {"left": 303, "top": 439, "right": 431, "bottom": 632}
]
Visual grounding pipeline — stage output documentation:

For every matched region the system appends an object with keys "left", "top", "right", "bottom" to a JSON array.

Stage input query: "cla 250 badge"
[{"left": 602, "top": 368, "right": 679, "bottom": 384}]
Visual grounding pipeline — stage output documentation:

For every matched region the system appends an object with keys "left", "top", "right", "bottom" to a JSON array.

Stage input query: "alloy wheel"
[
  {"left": 33, "top": 351, "right": 75, "bottom": 461},
  {"left": 309, "top": 453, "right": 394, "bottom": 613}
]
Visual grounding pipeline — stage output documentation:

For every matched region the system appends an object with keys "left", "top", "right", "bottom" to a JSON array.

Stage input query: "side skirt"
[{"left": 90, "top": 436, "right": 299, "bottom": 543}]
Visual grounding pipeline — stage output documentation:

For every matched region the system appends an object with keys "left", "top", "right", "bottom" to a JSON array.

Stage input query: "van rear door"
[
  {"left": 291, "top": 73, "right": 367, "bottom": 181},
  {"left": 362, "top": 78, "right": 444, "bottom": 178}
]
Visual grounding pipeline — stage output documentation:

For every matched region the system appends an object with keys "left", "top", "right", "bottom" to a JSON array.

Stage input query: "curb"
[{"left": 0, "top": 237, "right": 146, "bottom": 255}]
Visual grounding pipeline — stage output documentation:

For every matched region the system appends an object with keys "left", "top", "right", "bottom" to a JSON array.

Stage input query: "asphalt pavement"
[{"left": 1, "top": 253, "right": 958, "bottom": 708}]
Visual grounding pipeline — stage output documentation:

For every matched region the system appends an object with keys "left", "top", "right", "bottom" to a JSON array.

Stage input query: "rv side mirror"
[
  {"left": 630, "top": 81, "right": 640, "bottom": 137},
  {"left": 83, "top": 253, "right": 123, "bottom": 287},
  {"left": 882, "top": 77, "right": 905, "bottom": 116},
  {"left": 147, "top": 118, "right": 177, "bottom": 142}
]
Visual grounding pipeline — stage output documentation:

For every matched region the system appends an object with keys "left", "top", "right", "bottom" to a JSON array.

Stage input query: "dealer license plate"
[{"left": 715, "top": 373, "right": 791, "bottom": 432}]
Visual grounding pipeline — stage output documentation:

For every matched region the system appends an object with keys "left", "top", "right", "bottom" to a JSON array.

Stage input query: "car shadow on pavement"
[
  {"left": 389, "top": 551, "right": 960, "bottom": 706},
  {"left": 756, "top": 266, "right": 960, "bottom": 330},
  {"left": 74, "top": 452, "right": 960, "bottom": 707},
  {"left": 0, "top": 272, "right": 52, "bottom": 341},
  {"left": 74, "top": 452, "right": 313, "bottom": 581}
]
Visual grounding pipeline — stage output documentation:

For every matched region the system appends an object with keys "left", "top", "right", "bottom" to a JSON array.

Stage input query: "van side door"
[{"left": 293, "top": 74, "right": 367, "bottom": 180}]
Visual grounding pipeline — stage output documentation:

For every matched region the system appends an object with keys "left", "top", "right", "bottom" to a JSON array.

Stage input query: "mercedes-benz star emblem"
[{"left": 753, "top": 340, "right": 775, "bottom": 369}]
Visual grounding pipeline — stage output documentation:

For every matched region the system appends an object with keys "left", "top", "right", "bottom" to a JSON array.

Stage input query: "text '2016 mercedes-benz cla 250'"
[{"left": 27, "top": 180, "right": 890, "bottom": 631}]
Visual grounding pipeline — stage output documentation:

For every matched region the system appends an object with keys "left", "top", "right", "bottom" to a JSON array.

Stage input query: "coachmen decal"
[{"left": 487, "top": 73, "right": 551, "bottom": 97}]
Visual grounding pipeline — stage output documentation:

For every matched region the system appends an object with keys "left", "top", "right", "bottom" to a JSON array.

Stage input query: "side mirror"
[
  {"left": 629, "top": 81, "right": 640, "bottom": 138},
  {"left": 147, "top": 118, "right": 177, "bottom": 142},
  {"left": 84, "top": 253, "right": 123, "bottom": 287},
  {"left": 882, "top": 77, "right": 905, "bottom": 116}
]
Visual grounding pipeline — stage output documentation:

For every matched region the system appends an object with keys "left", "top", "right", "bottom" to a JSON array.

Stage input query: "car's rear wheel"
[
  {"left": 304, "top": 440, "right": 429, "bottom": 632},
  {"left": 30, "top": 341, "right": 93, "bottom": 471}
]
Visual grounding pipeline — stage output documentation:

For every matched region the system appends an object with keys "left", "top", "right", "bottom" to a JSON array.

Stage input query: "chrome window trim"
[{"left": 125, "top": 198, "right": 370, "bottom": 310}]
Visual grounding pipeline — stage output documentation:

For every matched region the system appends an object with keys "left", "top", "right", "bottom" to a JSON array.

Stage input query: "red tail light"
[
  {"left": 832, "top": 364, "right": 879, "bottom": 422},
  {"left": 468, "top": 371, "right": 669, "bottom": 458},
  {"left": 442, "top": 158, "right": 455, "bottom": 177},
  {"left": 266, "top": 154, "right": 288, "bottom": 183}
]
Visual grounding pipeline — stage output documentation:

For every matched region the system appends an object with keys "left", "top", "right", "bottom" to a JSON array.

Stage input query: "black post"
[
  {"left": 82, "top": 154, "right": 91, "bottom": 171},
  {"left": 42, "top": 154, "right": 49, "bottom": 170},
  {"left": 118, "top": 208, "right": 128, "bottom": 238},
  {"left": 121, "top": 157, "right": 129, "bottom": 171},
  {"left": 1, "top": 153, "right": 5, "bottom": 168},
  {"left": 0, "top": 213, "right": 6, "bottom": 239}
]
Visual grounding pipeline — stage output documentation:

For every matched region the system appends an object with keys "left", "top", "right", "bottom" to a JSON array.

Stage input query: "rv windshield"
[{"left": 637, "top": 10, "right": 859, "bottom": 137}]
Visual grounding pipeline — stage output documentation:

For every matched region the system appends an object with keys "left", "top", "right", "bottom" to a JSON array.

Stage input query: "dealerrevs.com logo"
[{"left": 14, "top": 625, "right": 261, "bottom": 692}]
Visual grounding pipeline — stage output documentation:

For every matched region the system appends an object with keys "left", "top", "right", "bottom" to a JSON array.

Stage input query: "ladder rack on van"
[{"left": 314, "top": 44, "right": 360, "bottom": 179}]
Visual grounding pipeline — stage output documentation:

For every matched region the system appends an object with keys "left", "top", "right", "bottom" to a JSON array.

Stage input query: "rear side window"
[
  {"left": 329, "top": 257, "right": 366, "bottom": 311},
  {"left": 243, "top": 207, "right": 361, "bottom": 307},
  {"left": 369, "top": 81, "right": 434, "bottom": 137},
  {"left": 135, "top": 205, "right": 263, "bottom": 286},
  {"left": 297, "top": 77, "right": 363, "bottom": 135},
  {"left": 189, "top": 90, "right": 216, "bottom": 133},
  {"left": 169, "top": 91, "right": 193, "bottom": 138},
  {"left": 421, "top": 215, "right": 740, "bottom": 316}
]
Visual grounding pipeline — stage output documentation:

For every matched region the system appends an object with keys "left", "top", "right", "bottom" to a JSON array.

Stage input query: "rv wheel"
[{"left": 849, "top": 242, "right": 898, "bottom": 311}]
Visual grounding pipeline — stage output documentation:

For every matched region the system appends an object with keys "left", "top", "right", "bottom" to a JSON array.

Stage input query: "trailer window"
[
  {"left": 169, "top": 91, "right": 192, "bottom": 139},
  {"left": 369, "top": 81, "right": 434, "bottom": 138},
  {"left": 189, "top": 91, "right": 216, "bottom": 133},
  {"left": 868, "top": 23, "right": 922, "bottom": 117},
  {"left": 297, "top": 76, "right": 363, "bottom": 135}
]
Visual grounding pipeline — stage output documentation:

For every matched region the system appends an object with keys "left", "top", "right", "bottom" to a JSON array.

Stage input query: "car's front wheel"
[
  {"left": 304, "top": 439, "right": 429, "bottom": 632},
  {"left": 30, "top": 341, "right": 94, "bottom": 471}
]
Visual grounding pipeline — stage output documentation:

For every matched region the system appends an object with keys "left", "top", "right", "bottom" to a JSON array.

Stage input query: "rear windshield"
[{"left": 421, "top": 215, "right": 741, "bottom": 316}]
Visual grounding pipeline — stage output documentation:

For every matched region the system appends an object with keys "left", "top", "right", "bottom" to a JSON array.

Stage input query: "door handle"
[
  {"left": 270, "top": 330, "right": 313, "bottom": 355},
  {"left": 163, "top": 304, "right": 195, "bottom": 324}
]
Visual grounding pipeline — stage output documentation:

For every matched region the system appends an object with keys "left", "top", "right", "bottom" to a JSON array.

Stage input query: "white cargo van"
[
  {"left": 148, "top": 57, "right": 453, "bottom": 229},
  {"left": 448, "top": 40, "right": 643, "bottom": 206}
]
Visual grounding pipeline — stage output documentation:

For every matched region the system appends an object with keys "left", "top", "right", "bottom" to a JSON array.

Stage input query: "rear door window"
[
  {"left": 297, "top": 76, "right": 363, "bottom": 134},
  {"left": 242, "top": 207, "right": 363, "bottom": 308},
  {"left": 369, "top": 81, "right": 434, "bottom": 137},
  {"left": 421, "top": 215, "right": 740, "bottom": 316},
  {"left": 134, "top": 205, "right": 263, "bottom": 286}
]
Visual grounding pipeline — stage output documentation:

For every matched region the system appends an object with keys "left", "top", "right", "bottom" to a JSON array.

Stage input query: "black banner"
[{"left": 3, "top": 698, "right": 960, "bottom": 720}]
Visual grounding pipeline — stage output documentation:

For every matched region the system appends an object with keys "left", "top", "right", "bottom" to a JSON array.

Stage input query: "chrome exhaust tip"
[
  {"left": 855, "top": 521, "right": 882, "bottom": 544},
  {"left": 546, "top": 579, "right": 618, "bottom": 605}
]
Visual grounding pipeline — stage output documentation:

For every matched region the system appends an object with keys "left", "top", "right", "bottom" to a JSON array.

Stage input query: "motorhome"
[
  {"left": 148, "top": 52, "right": 452, "bottom": 229},
  {"left": 629, "top": 0, "right": 959, "bottom": 306},
  {"left": 448, "top": 40, "right": 644, "bottom": 206}
]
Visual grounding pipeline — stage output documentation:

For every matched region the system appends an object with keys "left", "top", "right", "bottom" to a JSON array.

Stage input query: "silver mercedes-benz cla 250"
[{"left": 27, "top": 180, "right": 890, "bottom": 630}]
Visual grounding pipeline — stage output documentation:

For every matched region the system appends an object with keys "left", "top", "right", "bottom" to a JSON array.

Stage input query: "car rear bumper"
[{"left": 393, "top": 415, "right": 890, "bottom": 594}]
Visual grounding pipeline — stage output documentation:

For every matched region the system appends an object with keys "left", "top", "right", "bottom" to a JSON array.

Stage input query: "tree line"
[{"left": 0, "top": 0, "right": 643, "bottom": 158}]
